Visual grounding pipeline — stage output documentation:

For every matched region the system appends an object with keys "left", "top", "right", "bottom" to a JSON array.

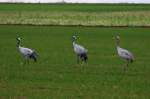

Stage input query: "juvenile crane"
[
  {"left": 115, "top": 35, "right": 134, "bottom": 71},
  {"left": 72, "top": 35, "right": 88, "bottom": 64},
  {"left": 16, "top": 37, "right": 38, "bottom": 63}
]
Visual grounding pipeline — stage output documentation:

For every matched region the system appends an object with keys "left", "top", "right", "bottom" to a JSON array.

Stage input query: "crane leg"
[
  {"left": 124, "top": 61, "right": 129, "bottom": 71},
  {"left": 27, "top": 59, "right": 29, "bottom": 64},
  {"left": 23, "top": 57, "right": 27, "bottom": 65},
  {"left": 23, "top": 57, "right": 29, "bottom": 65},
  {"left": 77, "top": 55, "right": 80, "bottom": 64},
  {"left": 23, "top": 59, "right": 27, "bottom": 65}
]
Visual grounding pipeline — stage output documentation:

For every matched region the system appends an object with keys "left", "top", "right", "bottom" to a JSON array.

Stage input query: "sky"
[
  {"left": 66, "top": 0, "right": 150, "bottom": 3},
  {"left": 0, "top": 0, "right": 150, "bottom": 3}
]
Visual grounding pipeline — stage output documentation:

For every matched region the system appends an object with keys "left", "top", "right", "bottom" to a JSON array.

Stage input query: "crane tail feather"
[
  {"left": 30, "top": 51, "right": 38, "bottom": 62},
  {"left": 80, "top": 53, "right": 88, "bottom": 62}
]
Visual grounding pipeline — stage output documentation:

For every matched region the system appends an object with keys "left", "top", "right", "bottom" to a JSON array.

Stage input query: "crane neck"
[
  {"left": 116, "top": 39, "right": 120, "bottom": 47},
  {"left": 117, "top": 46, "right": 121, "bottom": 50},
  {"left": 16, "top": 40, "right": 21, "bottom": 48},
  {"left": 72, "top": 41, "right": 76, "bottom": 47}
]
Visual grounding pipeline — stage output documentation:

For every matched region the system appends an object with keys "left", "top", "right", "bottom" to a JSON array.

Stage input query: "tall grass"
[
  {"left": 0, "top": 4, "right": 150, "bottom": 26},
  {"left": 0, "top": 11, "right": 150, "bottom": 26}
]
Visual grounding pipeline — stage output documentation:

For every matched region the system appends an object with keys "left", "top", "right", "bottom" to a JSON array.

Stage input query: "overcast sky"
[
  {"left": 66, "top": 0, "right": 150, "bottom": 3},
  {"left": 0, "top": 0, "right": 150, "bottom": 3}
]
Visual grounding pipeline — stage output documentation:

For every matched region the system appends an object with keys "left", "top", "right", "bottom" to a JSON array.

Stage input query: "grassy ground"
[
  {"left": 0, "top": 4, "right": 150, "bottom": 26},
  {"left": 0, "top": 25, "right": 150, "bottom": 99},
  {"left": 0, "top": 4, "right": 150, "bottom": 12}
]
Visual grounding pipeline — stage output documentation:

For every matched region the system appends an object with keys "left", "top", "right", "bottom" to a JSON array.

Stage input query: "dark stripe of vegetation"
[{"left": 0, "top": 3, "right": 150, "bottom": 12}]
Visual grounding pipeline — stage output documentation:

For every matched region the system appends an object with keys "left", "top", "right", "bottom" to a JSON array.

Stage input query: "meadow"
[
  {"left": 0, "top": 25, "right": 150, "bottom": 99},
  {"left": 0, "top": 4, "right": 150, "bottom": 26},
  {"left": 0, "top": 3, "right": 150, "bottom": 99}
]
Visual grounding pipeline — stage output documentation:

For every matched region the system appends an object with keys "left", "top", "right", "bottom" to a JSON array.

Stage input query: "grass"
[
  {"left": 0, "top": 25, "right": 150, "bottom": 98},
  {"left": 0, "top": 4, "right": 150, "bottom": 26},
  {"left": 0, "top": 11, "right": 150, "bottom": 26},
  {"left": 0, "top": 3, "right": 150, "bottom": 12}
]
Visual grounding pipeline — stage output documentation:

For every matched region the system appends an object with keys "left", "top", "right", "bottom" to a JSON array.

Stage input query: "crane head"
[
  {"left": 114, "top": 35, "right": 121, "bottom": 46},
  {"left": 72, "top": 35, "right": 77, "bottom": 41},
  {"left": 16, "top": 37, "right": 21, "bottom": 41},
  {"left": 116, "top": 35, "right": 120, "bottom": 40}
]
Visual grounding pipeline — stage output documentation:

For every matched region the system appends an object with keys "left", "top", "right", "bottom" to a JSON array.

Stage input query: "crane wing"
[
  {"left": 74, "top": 44, "right": 88, "bottom": 54},
  {"left": 119, "top": 47, "right": 134, "bottom": 60},
  {"left": 19, "top": 46, "right": 33, "bottom": 56}
]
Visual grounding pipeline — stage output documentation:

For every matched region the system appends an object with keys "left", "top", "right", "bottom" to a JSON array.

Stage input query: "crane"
[
  {"left": 72, "top": 35, "right": 88, "bottom": 64},
  {"left": 16, "top": 37, "right": 38, "bottom": 64},
  {"left": 115, "top": 35, "right": 134, "bottom": 71}
]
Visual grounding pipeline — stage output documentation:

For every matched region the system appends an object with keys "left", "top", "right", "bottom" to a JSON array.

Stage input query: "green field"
[
  {"left": 0, "top": 4, "right": 150, "bottom": 26},
  {"left": 0, "top": 3, "right": 150, "bottom": 99},
  {"left": 0, "top": 25, "right": 150, "bottom": 98},
  {"left": 0, "top": 3, "right": 150, "bottom": 12}
]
